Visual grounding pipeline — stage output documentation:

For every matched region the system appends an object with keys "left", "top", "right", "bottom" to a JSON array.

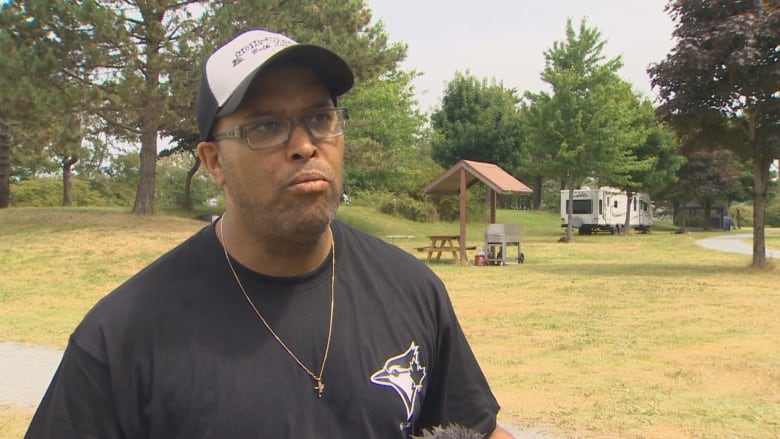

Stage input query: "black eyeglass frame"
[{"left": 212, "top": 107, "right": 349, "bottom": 151}]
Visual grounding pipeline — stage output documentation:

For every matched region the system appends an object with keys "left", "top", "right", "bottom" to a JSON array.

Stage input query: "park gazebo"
[{"left": 422, "top": 159, "right": 533, "bottom": 262}]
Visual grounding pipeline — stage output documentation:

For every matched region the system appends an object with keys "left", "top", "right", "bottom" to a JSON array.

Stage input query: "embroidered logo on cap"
[{"left": 232, "top": 36, "right": 294, "bottom": 67}]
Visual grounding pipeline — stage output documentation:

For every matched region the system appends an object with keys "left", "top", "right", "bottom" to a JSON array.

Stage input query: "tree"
[
  {"left": 431, "top": 71, "right": 525, "bottom": 169},
  {"left": 341, "top": 69, "right": 434, "bottom": 195},
  {"left": 649, "top": 0, "right": 780, "bottom": 268},
  {"left": 1, "top": 1, "right": 119, "bottom": 207},
  {"left": 0, "top": 120, "right": 9, "bottom": 208},
  {"left": 605, "top": 101, "right": 684, "bottom": 234},
  {"left": 0, "top": 1, "right": 43, "bottom": 207},
  {"left": 6, "top": 0, "right": 204, "bottom": 214},
  {"left": 673, "top": 150, "right": 742, "bottom": 231},
  {"left": 523, "top": 18, "right": 650, "bottom": 242}
]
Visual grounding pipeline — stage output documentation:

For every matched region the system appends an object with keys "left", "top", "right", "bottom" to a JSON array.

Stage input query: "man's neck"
[{"left": 217, "top": 215, "right": 333, "bottom": 277}]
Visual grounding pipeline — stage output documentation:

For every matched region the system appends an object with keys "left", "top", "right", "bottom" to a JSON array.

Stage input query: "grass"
[{"left": 1, "top": 206, "right": 779, "bottom": 438}]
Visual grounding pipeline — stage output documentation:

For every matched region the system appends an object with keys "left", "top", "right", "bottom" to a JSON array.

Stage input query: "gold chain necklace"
[{"left": 219, "top": 217, "right": 335, "bottom": 398}]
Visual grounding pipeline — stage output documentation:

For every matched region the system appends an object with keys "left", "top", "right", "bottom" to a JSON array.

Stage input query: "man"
[{"left": 26, "top": 29, "right": 513, "bottom": 438}]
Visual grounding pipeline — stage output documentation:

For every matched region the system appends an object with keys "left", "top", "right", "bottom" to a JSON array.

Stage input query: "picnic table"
[{"left": 416, "top": 234, "right": 476, "bottom": 262}]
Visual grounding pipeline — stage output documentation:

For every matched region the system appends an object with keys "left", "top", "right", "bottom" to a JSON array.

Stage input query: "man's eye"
[
  {"left": 305, "top": 111, "right": 335, "bottom": 126},
  {"left": 250, "top": 120, "right": 283, "bottom": 135}
]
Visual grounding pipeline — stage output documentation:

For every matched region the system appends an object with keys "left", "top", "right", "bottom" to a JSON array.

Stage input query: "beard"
[{"left": 224, "top": 164, "right": 342, "bottom": 245}]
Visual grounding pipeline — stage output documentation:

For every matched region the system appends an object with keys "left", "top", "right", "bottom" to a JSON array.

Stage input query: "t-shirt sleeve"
[
  {"left": 416, "top": 281, "right": 501, "bottom": 435},
  {"left": 25, "top": 337, "right": 124, "bottom": 439}
]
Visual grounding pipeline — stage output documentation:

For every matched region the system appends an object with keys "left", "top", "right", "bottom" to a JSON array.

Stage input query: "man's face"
[{"left": 208, "top": 63, "right": 345, "bottom": 243}]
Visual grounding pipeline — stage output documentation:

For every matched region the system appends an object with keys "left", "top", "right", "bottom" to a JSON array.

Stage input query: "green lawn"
[{"left": 1, "top": 206, "right": 778, "bottom": 439}]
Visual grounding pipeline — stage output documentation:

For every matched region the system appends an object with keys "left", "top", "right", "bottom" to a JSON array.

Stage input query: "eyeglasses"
[{"left": 213, "top": 107, "right": 349, "bottom": 151}]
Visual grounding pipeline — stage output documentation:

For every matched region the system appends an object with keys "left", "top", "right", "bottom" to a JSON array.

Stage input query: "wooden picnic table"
[{"left": 416, "top": 234, "right": 476, "bottom": 262}]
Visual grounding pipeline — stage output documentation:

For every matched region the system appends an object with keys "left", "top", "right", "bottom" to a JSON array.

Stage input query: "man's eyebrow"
[
  {"left": 243, "top": 109, "right": 277, "bottom": 120},
  {"left": 243, "top": 101, "right": 336, "bottom": 120}
]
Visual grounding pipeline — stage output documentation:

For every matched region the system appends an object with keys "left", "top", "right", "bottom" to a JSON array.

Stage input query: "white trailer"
[{"left": 560, "top": 187, "right": 653, "bottom": 235}]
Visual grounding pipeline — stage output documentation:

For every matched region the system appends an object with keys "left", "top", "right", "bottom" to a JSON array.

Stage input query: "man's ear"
[{"left": 197, "top": 141, "right": 225, "bottom": 186}]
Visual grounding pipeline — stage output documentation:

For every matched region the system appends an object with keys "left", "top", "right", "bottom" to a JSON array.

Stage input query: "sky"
[{"left": 365, "top": 0, "right": 677, "bottom": 113}]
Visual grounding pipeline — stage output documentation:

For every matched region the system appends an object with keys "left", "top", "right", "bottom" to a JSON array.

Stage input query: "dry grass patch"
[
  {"left": 0, "top": 405, "right": 31, "bottom": 439},
  {"left": 434, "top": 232, "right": 779, "bottom": 438},
  {"left": 0, "top": 208, "right": 204, "bottom": 346}
]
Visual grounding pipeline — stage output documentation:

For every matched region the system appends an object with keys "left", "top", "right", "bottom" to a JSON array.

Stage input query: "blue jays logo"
[{"left": 370, "top": 342, "right": 427, "bottom": 420}]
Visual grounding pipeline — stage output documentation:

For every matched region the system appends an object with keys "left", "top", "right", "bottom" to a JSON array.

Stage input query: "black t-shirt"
[{"left": 26, "top": 221, "right": 500, "bottom": 438}]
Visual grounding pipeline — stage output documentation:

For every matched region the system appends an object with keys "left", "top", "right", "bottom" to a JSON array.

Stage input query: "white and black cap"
[{"left": 196, "top": 29, "right": 354, "bottom": 141}]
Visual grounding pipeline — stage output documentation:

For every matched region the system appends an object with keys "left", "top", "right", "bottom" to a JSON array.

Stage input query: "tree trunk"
[
  {"left": 0, "top": 119, "right": 10, "bottom": 208},
  {"left": 751, "top": 148, "right": 770, "bottom": 268},
  {"left": 623, "top": 190, "right": 633, "bottom": 236},
  {"left": 62, "top": 156, "right": 78, "bottom": 207},
  {"left": 132, "top": 18, "right": 162, "bottom": 216},
  {"left": 133, "top": 127, "right": 158, "bottom": 214},
  {"left": 566, "top": 184, "right": 575, "bottom": 242},
  {"left": 533, "top": 174, "right": 543, "bottom": 209},
  {"left": 703, "top": 199, "right": 711, "bottom": 231},
  {"left": 180, "top": 153, "right": 201, "bottom": 211}
]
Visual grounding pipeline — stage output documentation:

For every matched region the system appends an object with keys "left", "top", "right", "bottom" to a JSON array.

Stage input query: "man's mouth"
[{"left": 288, "top": 172, "right": 329, "bottom": 193}]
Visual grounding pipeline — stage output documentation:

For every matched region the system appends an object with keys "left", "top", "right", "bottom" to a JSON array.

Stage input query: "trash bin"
[
  {"left": 722, "top": 216, "right": 733, "bottom": 231},
  {"left": 474, "top": 250, "right": 487, "bottom": 266}
]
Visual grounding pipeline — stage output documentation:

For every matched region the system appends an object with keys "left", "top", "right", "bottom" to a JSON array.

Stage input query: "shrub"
[
  {"left": 349, "top": 189, "right": 491, "bottom": 223},
  {"left": 682, "top": 214, "right": 706, "bottom": 228},
  {"left": 379, "top": 195, "right": 435, "bottom": 222},
  {"left": 10, "top": 178, "right": 113, "bottom": 207},
  {"left": 765, "top": 200, "right": 780, "bottom": 227}
]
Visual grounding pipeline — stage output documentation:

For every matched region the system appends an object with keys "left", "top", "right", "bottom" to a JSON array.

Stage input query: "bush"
[
  {"left": 10, "top": 178, "right": 116, "bottom": 207},
  {"left": 682, "top": 214, "right": 706, "bottom": 229},
  {"left": 765, "top": 200, "right": 780, "bottom": 227},
  {"left": 88, "top": 176, "right": 136, "bottom": 206},
  {"left": 343, "top": 188, "right": 492, "bottom": 223},
  {"left": 379, "top": 194, "right": 435, "bottom": 222}
]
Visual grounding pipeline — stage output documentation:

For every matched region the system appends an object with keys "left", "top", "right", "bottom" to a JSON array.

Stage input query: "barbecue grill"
[{"left": 484, "top": 223, "right": 524, "bottom": 265}]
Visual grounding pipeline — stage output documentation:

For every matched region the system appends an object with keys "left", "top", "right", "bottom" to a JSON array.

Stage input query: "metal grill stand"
[{"left": 484, "top": 223, "right": 524, "bottom": 265}]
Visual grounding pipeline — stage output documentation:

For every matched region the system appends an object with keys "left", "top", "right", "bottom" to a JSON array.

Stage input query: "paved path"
[
  {"left": 696, "top": 232, "right": 780, "bottom": 258},
  {"left": 0, "top": 341, "right": 61, "bottom": 408}
]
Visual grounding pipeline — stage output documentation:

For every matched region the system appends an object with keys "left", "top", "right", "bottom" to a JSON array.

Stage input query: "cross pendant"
[{"left": 314, "top": 379, "right": 325, "bottom": 398}]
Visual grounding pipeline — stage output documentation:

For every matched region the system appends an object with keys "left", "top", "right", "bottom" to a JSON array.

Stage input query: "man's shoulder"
[
  {"left": 85, "top": 224, "right": 220, "bottom": 315},
  {"left": 331, "top": 220, "right": 443, "bottom": 285},
  {"left": 70, "top": 224, "right": 223, "bottom": 349},
  {"left": 124, "top": 224, "right": 219, "bottom": 287},
  {"left": 331, "top": 220, "right": 418, "bottom": 262}
]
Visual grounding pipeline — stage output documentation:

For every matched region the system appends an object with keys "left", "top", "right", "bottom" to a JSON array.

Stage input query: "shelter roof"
[{"left": 422, "top": 159, "right": 533, "bottom": 195}]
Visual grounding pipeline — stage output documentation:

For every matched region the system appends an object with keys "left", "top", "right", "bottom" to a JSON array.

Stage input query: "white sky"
[{"left": 365, "top": 0, "right": 677, "bottom": 112}]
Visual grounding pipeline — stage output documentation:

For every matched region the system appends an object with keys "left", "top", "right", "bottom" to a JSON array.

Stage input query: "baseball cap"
[{"left": 196, "top": 29, "right": 355, "bottom": 141}]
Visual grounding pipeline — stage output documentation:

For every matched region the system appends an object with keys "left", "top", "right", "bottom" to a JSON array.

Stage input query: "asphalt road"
[{"left": 696, "top": 231, "right": 779, "bottom": 258}]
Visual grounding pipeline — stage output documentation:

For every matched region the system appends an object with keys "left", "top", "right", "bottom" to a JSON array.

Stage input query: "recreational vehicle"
[{"left": 560, "top": 187, "right": 653, "bottom": 234}]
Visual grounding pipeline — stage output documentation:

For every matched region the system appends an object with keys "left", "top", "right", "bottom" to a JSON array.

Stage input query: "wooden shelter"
[{"left": 422, "top": 159, "right": 533, "bottom": 262}]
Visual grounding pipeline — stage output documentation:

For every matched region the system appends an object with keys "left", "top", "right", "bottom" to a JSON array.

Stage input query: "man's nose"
[{"left": 285, "top": 123, "right": 318, "bottom": 161}]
